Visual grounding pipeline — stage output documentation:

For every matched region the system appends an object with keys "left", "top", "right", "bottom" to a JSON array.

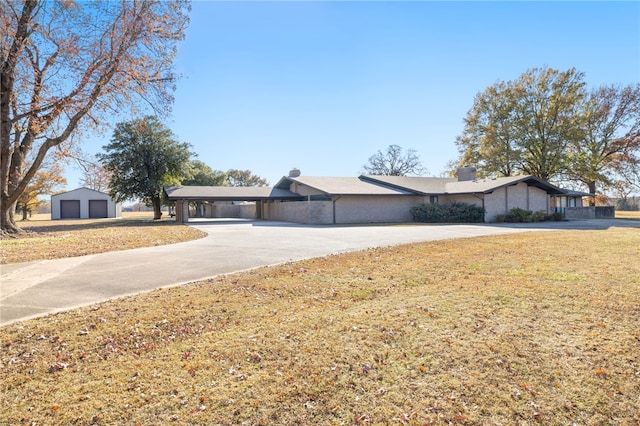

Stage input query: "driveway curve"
[{"left": 1, "top": 218, "right": 637, "bottom": 326}]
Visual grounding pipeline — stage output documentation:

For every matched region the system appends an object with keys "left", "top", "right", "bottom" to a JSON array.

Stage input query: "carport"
[{"left": 163, "top": 186, "right": 303, "bottom": 223}]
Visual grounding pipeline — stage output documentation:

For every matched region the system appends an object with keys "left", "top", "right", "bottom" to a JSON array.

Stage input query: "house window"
[
  {"left": 569, "top": 197, "right": 576, "bottom": 207},
  {"left": 430, "top": 196, "right": 438, "bottom": 204}
]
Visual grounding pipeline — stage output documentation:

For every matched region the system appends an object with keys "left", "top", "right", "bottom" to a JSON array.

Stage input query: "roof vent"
[
  {"left": 457, "top": 166, "right": 477, "bottom": 182},
  {"left": 288, "top": 168, "right": 301, "bottom": 178}
]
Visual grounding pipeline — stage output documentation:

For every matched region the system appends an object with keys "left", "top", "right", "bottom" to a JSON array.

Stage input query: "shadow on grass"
[{"left": 18, "top": 218, "right": 180, "bottom": 234}]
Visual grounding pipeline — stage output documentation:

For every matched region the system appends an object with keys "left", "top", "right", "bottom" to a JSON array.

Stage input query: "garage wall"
[{"left": 51, "top": 188, "right": 121, "bottom": 219}]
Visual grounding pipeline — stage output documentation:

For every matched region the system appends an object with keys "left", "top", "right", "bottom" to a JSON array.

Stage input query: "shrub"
[
  {"left": 502, "top": 208, "right": 548, "bottom": 223},
  {"left": 411, "top": 201, "right": 485, "bottom": 223},
  {"left": 544, "top": 211, "right": 564, "bottom": 221}
]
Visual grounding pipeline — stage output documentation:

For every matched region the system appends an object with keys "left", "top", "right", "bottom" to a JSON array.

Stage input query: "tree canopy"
[
  {"left": 566, "top": 84, "right": 640, "bottom": 195},
  {"left": 362, "top": 145, "right": 426, "bottom": 176},
  {"left": 455, "top": 67, "right": 640, "bottom": 196},
  {"left": 16, "top": 161, "right": 66, "bottom": 221},
  {"left": 98, "top": 116, "right": 192, "bottom": 220},
  {"left": 225, "top": 169, "right": 269, "bottom": 187},
  {"left": 1, "top": 0, "right": 190, "bottom": 232},
  {"left": 181, "top": 161, "right": 227, "bottom": 187}
]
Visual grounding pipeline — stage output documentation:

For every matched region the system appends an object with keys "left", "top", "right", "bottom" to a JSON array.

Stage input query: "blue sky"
[{"left": 72, "top": 1, "right": 639, "bottom": 187}]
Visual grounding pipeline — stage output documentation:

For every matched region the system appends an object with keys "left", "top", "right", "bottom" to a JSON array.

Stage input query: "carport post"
[{"left": 175, "top": 199, "right": 189, "bottom": 223}]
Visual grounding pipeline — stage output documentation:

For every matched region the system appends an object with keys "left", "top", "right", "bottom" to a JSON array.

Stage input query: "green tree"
[
  {"left": 456, "top": 81, "right": 521, "bottom": 177},
  {"left": 225, "top": 169, "right": 269, "bottom": 187},
  {"left": 566, "top": 84, "right": 640, "bottom": 198},
  {"left": 1, "top": 0, "right": 190, "bottom": 233},
  {"left": 455, "top": 67, "right": 586, "bottom": 180},
  {"left": 98, "top": 117, "right": 192, "bottom": 220},
  {"left": 362, "top": 145, "right": 426, "bottom": 176},
  {"left": 182, "top": 161, "right": 227, "bottom": 186}
]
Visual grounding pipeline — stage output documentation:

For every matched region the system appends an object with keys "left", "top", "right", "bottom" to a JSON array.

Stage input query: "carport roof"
[{"left": 163, "top": 186, "right": 303, "bottom": 201}]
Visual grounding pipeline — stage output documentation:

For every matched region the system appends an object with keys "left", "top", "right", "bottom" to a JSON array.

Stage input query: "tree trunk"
[
  {"left": 587, "top": 181, "right": 597, "bottom": 206},
  {"left": 0, "top": 198, "right": 23, "bottom": 234},
  {"left": 152, "top": 195, "right": 163, "bottom": 220}
]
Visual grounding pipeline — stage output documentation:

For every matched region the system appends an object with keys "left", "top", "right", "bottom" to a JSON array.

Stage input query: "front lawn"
[
  {"left": 1, "top": 215, "right": 206, "bottom": 264},
  {"left": 1, "top": 228, "right": 638, "bottom": 425}
]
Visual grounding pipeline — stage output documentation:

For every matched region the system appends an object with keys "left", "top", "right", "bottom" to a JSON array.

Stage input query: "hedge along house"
[
  {"left": 164, "top": 168, "right": 585, "bottom": 224},
  {"left": 51, "top": 187, "right": 122, "bottom": 220}
]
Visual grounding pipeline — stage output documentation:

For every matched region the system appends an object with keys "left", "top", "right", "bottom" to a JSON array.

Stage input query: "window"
[{"left": 430, "top": 196, "right": 438, "bottom": 204}]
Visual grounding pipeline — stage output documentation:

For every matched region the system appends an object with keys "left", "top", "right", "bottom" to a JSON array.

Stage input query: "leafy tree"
[
  {"left": 16, "top": 161, "right": 66, "bottom": 220},
  {"left": 456, "top": 81, "right": 521, "bottom": 177},
  {"left": 455, "top": 67, "right": 586, "bottom": 180},
  {"left": 1, "top": 0, "right": 190, "bottom": 233},
  {"left": 363, "top": 145, "right": 426, "bottom": 176},
  {"left": 182, "top": 161, "right": 226, "bottom": 186},
  {"left": 566, "top": 84, "right": 640, "bottom": 197},
  {"left": 225, "top": 169, "right": 269, "bottom": 187},
  {"left": 98, "top": 116, "right": 192, "bottom": 220}
]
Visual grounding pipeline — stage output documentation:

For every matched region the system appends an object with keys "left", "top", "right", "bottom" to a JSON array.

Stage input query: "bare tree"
[
  {"left": 1, "top": 0, "right": 190, "bottom": 233},
  {"left": 362, "top": 145, "right": 426, "bottom": 176},
  {"left": 78, "top": 156, "right": 112, "bottom": 193}
]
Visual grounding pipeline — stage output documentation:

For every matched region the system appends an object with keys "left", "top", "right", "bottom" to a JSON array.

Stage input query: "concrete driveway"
[{"left": 1, "top": 218, "right": 637, "bottom": 326}]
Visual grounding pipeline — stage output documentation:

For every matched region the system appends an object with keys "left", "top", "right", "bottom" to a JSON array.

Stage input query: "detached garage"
[{"left": 51, "top": 188, "right": 121, "bottom": 220}]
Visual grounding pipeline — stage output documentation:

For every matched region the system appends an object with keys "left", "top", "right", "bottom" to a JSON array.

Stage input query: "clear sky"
[{"left": 70, "top": 1, "right": 640, "bottom": 187}]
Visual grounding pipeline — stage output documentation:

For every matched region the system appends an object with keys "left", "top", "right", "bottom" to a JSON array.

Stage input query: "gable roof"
[
  {"left": 362, "top": 174, "right": 567, "bottom": 196},
  {"left": 163, "top": 186, "right": 302, "bottom": 201},
  {"left": 274, "top": 176, "right": 415, "bottom": 196},
  {"left": 52, "top": 187, "right": 111, "bottom": 197}
]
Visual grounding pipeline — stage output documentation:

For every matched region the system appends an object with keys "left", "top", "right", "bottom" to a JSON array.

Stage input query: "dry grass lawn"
[
  {"left": 616, "top": 210, "right": 640, "bottom": 220},
  {"left": 1, "top": 226, "right": 639, "bottom": 425},
  {"left": 0, "top": 213, "right": 207, "bottom": 264}
]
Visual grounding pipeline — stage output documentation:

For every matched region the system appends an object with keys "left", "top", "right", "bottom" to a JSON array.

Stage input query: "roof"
[
  {"left": 52, "top": 187, "right": 110, "bottom": 197},
  {"left": 165, "top": 174, "right": 571, "bottom": 202},
  {"left": 163, "top": 186, "right": 303, "bottom": 201},
  {"left": 275, "top": 176, "right": 415, "bottom": 195},
  {"left": 363, "top": 174, "right": 567, "bottom": 196},
  {"left": 360, "top": 175, "right": 455, "bottom": 194}
]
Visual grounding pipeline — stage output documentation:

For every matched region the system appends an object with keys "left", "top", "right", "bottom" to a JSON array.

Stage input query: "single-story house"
[
  {"left": 51, "top": 187, "right": 122, "bottom": 220},
  {"left": 164, "top": 167, "right": 587, "bottom": 224}
]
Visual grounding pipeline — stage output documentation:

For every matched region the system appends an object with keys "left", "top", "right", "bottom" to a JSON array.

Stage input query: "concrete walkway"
[{"left": 1, "top": 218, "right": 637, "bottom": 326}]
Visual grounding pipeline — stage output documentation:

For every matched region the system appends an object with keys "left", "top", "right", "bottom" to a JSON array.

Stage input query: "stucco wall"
[{"left": 51, "top": 188, "right": 120, "bottom": 220}]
